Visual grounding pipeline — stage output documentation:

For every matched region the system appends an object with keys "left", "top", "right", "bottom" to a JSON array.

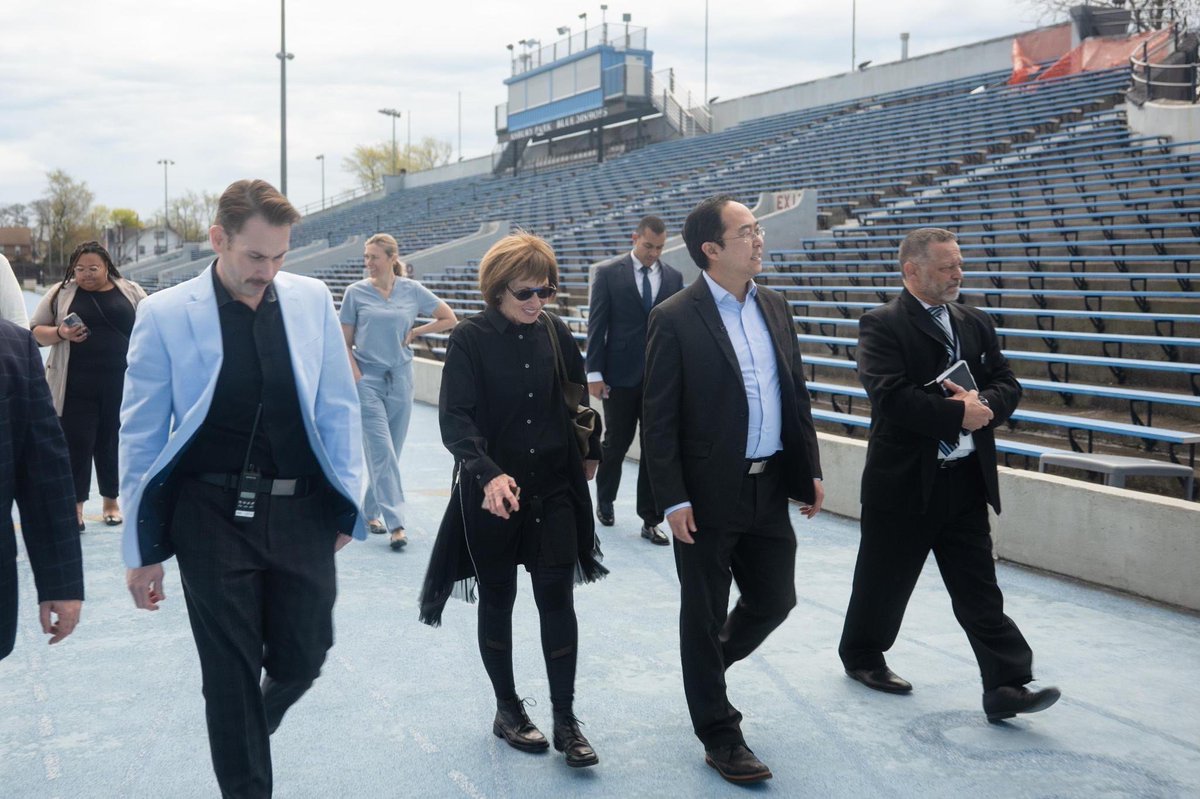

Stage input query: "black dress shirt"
[{"left": 176, "top": 268, "right": 320, "bottom": 479}]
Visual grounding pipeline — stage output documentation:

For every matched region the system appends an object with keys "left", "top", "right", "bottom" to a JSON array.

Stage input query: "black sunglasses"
[{"left": 506, "top": 285, "right": 557, "bottom": 301}]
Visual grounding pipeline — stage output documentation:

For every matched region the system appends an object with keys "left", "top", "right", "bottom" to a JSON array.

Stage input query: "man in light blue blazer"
[{"left": 120, "top": 179, "right": 366, "bottom": 798}]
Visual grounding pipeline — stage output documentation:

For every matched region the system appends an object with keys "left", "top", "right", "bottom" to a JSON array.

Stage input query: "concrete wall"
[
  {"left": 404, "top": 221, "right": 510, "bottom": 280},
  {"left": 410, "top": 355, "right": 1200, "bottom": 611},
  {"left": 711, "top": 32, "right": 1023, "bottom": 132},
  {"left": 384, "top": 154, "right": 496, "bottom": 192},
  {"left": 1126, "top": 99, "right": 1200, "bottom": 155}
]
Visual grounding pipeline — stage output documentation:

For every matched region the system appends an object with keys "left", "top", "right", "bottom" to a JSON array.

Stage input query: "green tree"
[
  {"left": 109, "top": 208, "right": 142, "bottom": 264},
  {"left": 342, "top": 137, "right": 456, "bottom": 192}
]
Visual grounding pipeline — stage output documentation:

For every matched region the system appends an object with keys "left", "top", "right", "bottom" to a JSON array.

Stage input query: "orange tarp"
[{"left": 1036, "top": 28, "right": 1172, "bottom": 82}]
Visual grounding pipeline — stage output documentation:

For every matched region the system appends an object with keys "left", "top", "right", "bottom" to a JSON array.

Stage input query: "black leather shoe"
[
  {"left": 640, "top": 524, "right": 669, "bottom": 545},
  {"left": 493, "top": 698, "right": 549, "bottom": 752},
  {"left": 983, "top": 685, "right": 1061, "bottom": 723},
  {"left": 389, "top": 527, "right": 408, "bottom": 551},
  {"left": 596, "top": 502, "right": 614, "bottom": 527},
  {"left": 845, "top": 667, "right": 913, "bottom": 694},
  {"left": 704, "top": 743, "right": 772, "bottom": 784},
  {"left": 552, "top": 711, "right": 599, "bottom": 768}
]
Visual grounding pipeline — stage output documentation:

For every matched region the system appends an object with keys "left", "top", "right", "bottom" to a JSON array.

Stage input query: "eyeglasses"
[
  {"left": 719, "top": 225, "right": 766, "bottom": 244},
  {"left": 73, "top": 266, "right": 104, "bottom": 275},
  {"left": 506, "top": 285, "right": 557, "bottom": 301}
]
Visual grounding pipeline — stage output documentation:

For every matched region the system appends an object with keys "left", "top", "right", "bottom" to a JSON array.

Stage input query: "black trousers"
[
  {"left": 673, "top": 465, "right": 797, "bottom": 749},
  {"left": 838, "top": 458, "right": 1034, "bottom": 691},
  {"left": 59, "top": 368, "right": 124, "bottom": 502},
  {"left": 170, "top": 477, "right": 338, "bottom": 799},
  {"left": 595, "top": 383, "right": 660, "bottom": 525}
]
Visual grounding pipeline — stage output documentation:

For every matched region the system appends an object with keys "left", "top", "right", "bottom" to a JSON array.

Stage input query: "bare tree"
[
  {"left": 37, "top": 170, "right": 95, "bottom": 269},
  {"left": 0, "top": 203, "right": 30, "bottom": 227},
  {"left": 1026, "top": 0, "right": 1198, "bottom": 32}
]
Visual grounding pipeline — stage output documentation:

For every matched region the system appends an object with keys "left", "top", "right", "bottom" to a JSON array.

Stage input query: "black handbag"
[{"left": 541, "top": 311, "right": 597, "bottom": 458}]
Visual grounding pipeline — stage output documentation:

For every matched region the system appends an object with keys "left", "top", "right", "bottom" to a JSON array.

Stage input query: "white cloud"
[{"left": 0, "top": 0, "right": 1049, "bottom": 220}]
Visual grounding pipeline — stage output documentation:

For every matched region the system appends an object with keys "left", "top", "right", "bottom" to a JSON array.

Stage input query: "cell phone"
[{"left": 63, "top": 313, "right": 83, "bottom": 328}]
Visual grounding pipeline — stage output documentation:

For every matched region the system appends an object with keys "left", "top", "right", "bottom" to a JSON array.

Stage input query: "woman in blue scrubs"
[{"left": 341, "top": 233, "right": 457, "bottom": 549}]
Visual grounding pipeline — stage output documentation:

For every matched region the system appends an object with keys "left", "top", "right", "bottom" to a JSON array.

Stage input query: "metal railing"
[
  {"left": 1129, "top": 25, "right": 1199, "bottom": 104},
  {"left": 649, "top": 69, "right": 712, "bottom": 136}
]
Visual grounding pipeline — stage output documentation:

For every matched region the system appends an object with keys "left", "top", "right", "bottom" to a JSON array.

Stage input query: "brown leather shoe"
[
  {"left": 493, "top": 698, "right": 549, "bottom": 753},
  {"left": 704, "top": 743, "right": 772, "bottom": 784},
  {"left": 552, "top": 711, "right": 599, "bottom": 768}
]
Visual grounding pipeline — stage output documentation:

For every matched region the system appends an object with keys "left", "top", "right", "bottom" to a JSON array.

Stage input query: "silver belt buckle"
[
  {"left": 271, "top": 478, "right": 298, "bottom": 496},
  {"left": 747, "top": 460, "right": 768, "bottom": 475}
]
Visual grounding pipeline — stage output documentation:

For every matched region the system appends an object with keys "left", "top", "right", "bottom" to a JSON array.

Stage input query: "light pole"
[
  {"left": 704, "top": 0, "right": 709, "bottom": 111},
  {"left": 557, "top": 25, "right": 572, "bottom": 55},
  {"left": 851, "top": 0, "right": 857, "bottom": 72},
  {"left": 579, "top": 12, "right": 588, "bottom": 48},
  {"left": 156, "top": 158, "right": 173, "bottom": 250},
  {"left": 379, "top": 108, "right": 401, "bottom": 175},
  {"left": 276, "top": 0, "right": 294, "bottom": 195},
  {"left": 315, "top": 154, "right": 325, "bottom": 209},
  {"left": 600, "top": 4, "right": 608, "bottom": 45}
]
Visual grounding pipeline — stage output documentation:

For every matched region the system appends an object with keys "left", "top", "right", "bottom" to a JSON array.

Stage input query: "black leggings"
[
  {"left": 477, "top": 563, "right": 578, "bottom": 713},
  {"left": 60, "top": 368, "right": 124, "bottom": 503}
]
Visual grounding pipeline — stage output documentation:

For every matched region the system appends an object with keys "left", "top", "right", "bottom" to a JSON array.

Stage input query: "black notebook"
[{"left": 925, "top": 359, "right": 977, "bottom": 393}]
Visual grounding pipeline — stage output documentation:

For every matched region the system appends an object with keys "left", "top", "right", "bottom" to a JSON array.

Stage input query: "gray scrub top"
[{"left": 340, "top": 277, "right": 441, "bottom": 373}]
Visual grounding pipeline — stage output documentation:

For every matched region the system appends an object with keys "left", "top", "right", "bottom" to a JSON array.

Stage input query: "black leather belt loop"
[{"left": 193, "top": 473, "right": 314, "bottom": 496}]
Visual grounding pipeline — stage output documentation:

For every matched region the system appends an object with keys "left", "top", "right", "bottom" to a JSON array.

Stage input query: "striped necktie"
[{"left": 928, "top": 305, "right": 961, "bottom": 458}]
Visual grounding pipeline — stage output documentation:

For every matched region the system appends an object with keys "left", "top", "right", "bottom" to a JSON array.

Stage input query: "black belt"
[
  {"left": 193, "top": 473, "right": 315, "bottom": 496},
  {"left": 744, "top": 454, "right": 778, "bottom": 476}
]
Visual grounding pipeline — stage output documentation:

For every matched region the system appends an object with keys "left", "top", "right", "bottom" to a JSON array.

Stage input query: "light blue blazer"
[{"left": 118, "top": 264, "right": 367, "bottom": 568}]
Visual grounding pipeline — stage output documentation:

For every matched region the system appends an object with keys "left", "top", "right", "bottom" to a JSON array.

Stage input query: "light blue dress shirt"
[{"left": 663, "top": 273, "right": 783, "bottom": 519}]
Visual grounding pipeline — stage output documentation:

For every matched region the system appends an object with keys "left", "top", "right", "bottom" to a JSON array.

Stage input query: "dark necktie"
[
  {"left": 641, "top": 266, "right": 653, "bottom": 316},
  {"left": 928, "top": 305, "right": 961, "bottom": 458}
]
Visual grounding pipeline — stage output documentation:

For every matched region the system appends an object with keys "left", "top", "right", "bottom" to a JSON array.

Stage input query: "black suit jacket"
[
  {"left": 586, "top": 254, "right": 685, "bottom": 388},
  {"left": 856, "top": 289, "right": 1022, "bottom": 515},
  {"left": 0, "top": 320, "right": 82, "bottom": 659},
  {"left": 643, "top": 276, "right": 822, "bottom": 530}
]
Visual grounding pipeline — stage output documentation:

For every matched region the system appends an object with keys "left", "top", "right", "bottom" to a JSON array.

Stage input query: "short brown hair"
[
  {"left": 898, "top": 228, "right": 957, "bottom": 270},
  {"left": 215, "top": 179, "right": 300, "bottom": 236},
  {"left": 366, "top": 232, "right": 405, "bottom": 276},
  {"left": 478, "top": 231, "right": 559, "bottom": 307},
  {"left": 636, "top": 215, "right": 667, "bottom": 236}
]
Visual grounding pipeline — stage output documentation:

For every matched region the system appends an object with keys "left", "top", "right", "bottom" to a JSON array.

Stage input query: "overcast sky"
[{"left": 0, "top": 0, "right": 1056, "bottom": 221}]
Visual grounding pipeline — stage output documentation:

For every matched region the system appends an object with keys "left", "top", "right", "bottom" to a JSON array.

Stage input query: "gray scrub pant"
[{"left": 357, "top": 367, "right": 413, "bottom": 530}]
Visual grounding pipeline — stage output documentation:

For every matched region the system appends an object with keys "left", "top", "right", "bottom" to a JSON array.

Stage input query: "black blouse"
[
  {"left": 440, "top": 307, "right": 598, "bottom": 496},
  {"left": 67, "top": 286, "right": 135, "bottom": 373}
]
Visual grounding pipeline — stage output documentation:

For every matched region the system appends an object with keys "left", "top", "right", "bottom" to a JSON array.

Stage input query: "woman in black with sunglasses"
[
  {"left": 30, "top": 241, "right": 147, "bottom": 530},
  {"left": 420, "top": 232, "right": 606, "bottom": 769}
]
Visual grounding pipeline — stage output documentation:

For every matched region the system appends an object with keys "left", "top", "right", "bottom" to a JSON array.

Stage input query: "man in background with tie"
[
  {"left": 586, "top": 215, "right": 684, "bottom": 545},
  {"left": 838, "top": 227, "right": 1060, "bottom": 722}
]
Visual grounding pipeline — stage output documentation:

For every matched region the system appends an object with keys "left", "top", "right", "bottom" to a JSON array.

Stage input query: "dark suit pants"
[
  {"left": 673, "top": 466, "right": 797, "bottom": 748},
  {"left": 596, "top": 383, "right": 660, "bottom": 525},
  {"left": 838, "top": 461, "right": 1034, "bottom": 690},
  {"left": 171, "top": 478, "right": 338, "bottom": 799}
]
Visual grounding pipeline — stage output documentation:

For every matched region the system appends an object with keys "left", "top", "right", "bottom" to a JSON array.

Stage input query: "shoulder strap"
[{"left": 541, "top": 310, "right": 568, "bottom": 384}]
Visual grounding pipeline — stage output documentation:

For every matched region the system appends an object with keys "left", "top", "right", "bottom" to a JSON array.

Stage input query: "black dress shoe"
[
  {"left": 640, "top": 524, "right": 669, "bottom": 545},
  {"left": 596, "top": 502, "right": 614, "bottom": 527},
  {"left": 389, "top": 527, "right": 408, "bottom": 551},
  {"left": 704, "top": 743, "right": 772, "bottom": 784},
  {"left": 493, "top": 698, "right": 549, "bottom": 752},
  {"left": 983, "top": 685, "right": 1061, "bottom": 723},
  {"left": 845, "top": 667, "right": 913, "bottom": 694},
  {"left": 552, "top": 711, "right": 599, "bottom": 768}
]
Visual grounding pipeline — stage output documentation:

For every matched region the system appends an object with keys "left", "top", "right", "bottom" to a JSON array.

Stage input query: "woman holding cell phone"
[
  {"left": 419, "top": 232, "right": 606, "bottom": 770},
  {"left": 30, "top": 241, "right": 147, "bottom": 531}
]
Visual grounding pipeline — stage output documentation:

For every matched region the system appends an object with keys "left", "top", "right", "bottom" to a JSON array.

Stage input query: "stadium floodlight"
[
  {"left": 623, "top": 13, "right": 631, "bottom": 49},
  {"left": 156, "top": 159, "right": 174, "bottom": 247},
  {"left": 579, "top": 12, "right": 588, "bottom": 49},
  {"left": 378, "top": 108, "right": 402, "bottom": 176},
  {"left": 315, "top": 154, "right": 325, "bottom": 210},
  {"left": 557, "top": 26, "right": 572, "bottom": 55}
]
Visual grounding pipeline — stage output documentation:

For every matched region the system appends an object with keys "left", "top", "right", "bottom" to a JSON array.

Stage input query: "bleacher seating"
[{"left": 294, "top": 63, "right": 1198, "bottom": 498}]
